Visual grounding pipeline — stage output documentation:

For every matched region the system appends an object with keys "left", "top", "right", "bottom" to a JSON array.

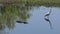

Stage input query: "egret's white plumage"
[{"left": 45, "top": 11, "right": 51, "bottom": 17}]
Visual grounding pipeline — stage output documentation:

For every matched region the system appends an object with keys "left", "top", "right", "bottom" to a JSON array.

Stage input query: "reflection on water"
[
  {"left": 0, "top": 4, "right": 32, "bottom": 34},
  {"left": 44, "top": 7, "right": 53, "bottom": 29},
  {"left": 0, "top": 3, "right": 60, "bottom": 34},
  {"left": 44, "top": 16, "right": 53, "bottom": 29}
]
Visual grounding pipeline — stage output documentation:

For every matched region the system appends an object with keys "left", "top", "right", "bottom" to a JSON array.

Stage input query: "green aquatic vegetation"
[{"left": 0, "top": 4, "right": 31, "bottom": 30}]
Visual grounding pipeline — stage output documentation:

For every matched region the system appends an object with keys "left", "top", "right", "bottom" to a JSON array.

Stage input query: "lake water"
[{"left": 1, "top": 6, "right": 60, "bottom": 34}]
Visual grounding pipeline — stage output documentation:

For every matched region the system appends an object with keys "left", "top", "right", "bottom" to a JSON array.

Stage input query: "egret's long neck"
[
  {"left": 49, "top": 8, "right": 52, "bottom": 15},
  {"left": 49, "top": 11, "right": 51, "bottom": 14}
]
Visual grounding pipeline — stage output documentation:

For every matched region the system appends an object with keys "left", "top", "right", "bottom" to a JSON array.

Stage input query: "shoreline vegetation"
[{"left": 0, "top": 0, "right": 60, "bottom": 7}]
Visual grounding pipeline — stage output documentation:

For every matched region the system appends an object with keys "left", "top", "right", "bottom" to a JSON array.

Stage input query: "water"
[
  {"left": 4, "top": 6, "right": 60, "bottom": 34},
  {"left": 0, "top": 5, "right": 60, "bottom": 34}
]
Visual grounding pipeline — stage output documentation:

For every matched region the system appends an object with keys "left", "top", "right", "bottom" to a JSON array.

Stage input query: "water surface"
[{"left": 5, "top": 6, "right": 60, "bottom": 34}]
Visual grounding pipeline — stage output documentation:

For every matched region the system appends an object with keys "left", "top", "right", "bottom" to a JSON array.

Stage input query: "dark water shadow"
[{"left": 16, "top": 21, "right": 28, "bottom": 24}]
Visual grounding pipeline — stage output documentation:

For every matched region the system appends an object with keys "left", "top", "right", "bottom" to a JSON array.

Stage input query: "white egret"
[{"left": 44, "top": 8, "right": 53, "bottom": 29}]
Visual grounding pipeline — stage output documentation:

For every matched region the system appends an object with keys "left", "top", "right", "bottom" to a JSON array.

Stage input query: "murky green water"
[{"left": 0, "top": 4, "right": 60, "bottom": 34}]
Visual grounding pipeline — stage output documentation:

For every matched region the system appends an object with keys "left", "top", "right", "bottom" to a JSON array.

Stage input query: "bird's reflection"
[
  {"left": 44, "top": 17, "right": 53, "bottom": 29},
  {"left": 44, "top": 9, "right": 53, "bottom": 29}
]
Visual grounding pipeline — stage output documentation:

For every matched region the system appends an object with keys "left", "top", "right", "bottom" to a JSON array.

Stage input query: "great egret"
[
  {"left": 44, "top": 7, "right": 52, "bottom": 19},
  {"left": 44, "top": 11, "right": 51, "bottom": 17},
  {"left": 44, "top": 8, "right": 53, "bottom": 29}
]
